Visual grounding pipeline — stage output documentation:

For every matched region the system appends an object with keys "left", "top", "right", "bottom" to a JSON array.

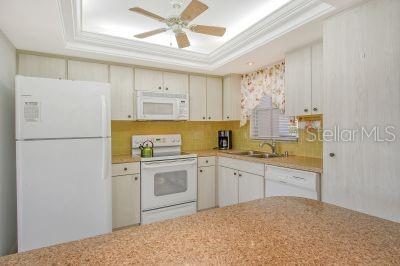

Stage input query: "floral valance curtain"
[{"left": 240, "top": 61, "right": 285, "bottom": 126}]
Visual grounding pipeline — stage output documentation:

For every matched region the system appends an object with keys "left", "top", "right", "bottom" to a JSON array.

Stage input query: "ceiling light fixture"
[{"left": 247, "top": 62, "right": 254, "bottom": 66}]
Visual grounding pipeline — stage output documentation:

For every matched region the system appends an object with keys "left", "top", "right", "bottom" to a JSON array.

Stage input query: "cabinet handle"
[
  {"left": 227, "top": 116, "right": 230, "bottom": 119},
  {"left": 203, "top": 117, "right": 206, "bottom": 120},
  {"left": 292, "top": 176, "right": 305, "bottom": 181},
  {"left": 165, "top": 87, "right": 169, "bottom": 91},
  {"left": 158, "top": 86, "right": 162, "bottom": 90},
  {"left": 123, "top": 167, "right": 128, "bottom": 171},
  {"left": 304, "top": 108, "right": 309, "bottom": 113},
  {"left": 208, "top": 117, "right": 211, "bottom": 120},
  {"left": 329, "top": 153, "right": 335, "bottom": 158},
  {"left": 238, "top": 174, "right": 242, "bottom": 177},
  {"left": 313, "top": 107, "right": 318, "bottom": 112},
  {"left": 134, "top": 176, "right": 138, "bottom": 181},
  {"left": 128, "top": 115, "right": 132, "bottom": 118},
  {"left": 199, "top": 169, "right": 203, "bottom": 173},
  {"left": 233, "top": 172, "right": 237, "bottom": 176},
  {"left": 205, "top": 160, "right": 208, "bottom": 163}
]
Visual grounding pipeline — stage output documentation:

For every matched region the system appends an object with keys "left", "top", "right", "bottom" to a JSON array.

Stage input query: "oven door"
[
  {"left": 137, "top": 97, "right": 179, "bottom": 120},
  {"left": 141, "top": 158, "right": 197, "bottom": 211}
]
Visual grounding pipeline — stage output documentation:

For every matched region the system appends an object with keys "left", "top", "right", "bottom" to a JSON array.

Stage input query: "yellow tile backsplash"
[{"left": 112, "top": 118, "right": 323, "bottom": 159}]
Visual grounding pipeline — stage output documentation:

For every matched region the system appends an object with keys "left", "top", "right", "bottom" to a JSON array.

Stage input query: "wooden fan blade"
[
  {"left": 190, "top": 25, "right": 226, "bottom": 36},
  {"left": 180, "top": 0, "right": 208, "bottom": 22},
  {"left": 175, "top": 32, "right": 190, "bottom": 48},
  {"left": 134, "top": 28, "right": 167, "bottom": 39},
  {"left": 129, "top": 7, "right": 166, "bottom": 22}
]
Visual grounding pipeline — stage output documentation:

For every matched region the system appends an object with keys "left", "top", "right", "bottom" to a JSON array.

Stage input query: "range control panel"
[{"left": 132, "top": 134, "right": 182, "bottom": 148}]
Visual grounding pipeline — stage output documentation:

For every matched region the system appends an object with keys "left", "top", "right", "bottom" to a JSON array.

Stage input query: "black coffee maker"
[{"left": 218, "top": 130, "right": 232, "bottom": 150}]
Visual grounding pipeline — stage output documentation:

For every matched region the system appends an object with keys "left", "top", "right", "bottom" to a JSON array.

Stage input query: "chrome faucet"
[{"left": 259, "top": 139, "right": 277, "bottom": 154}]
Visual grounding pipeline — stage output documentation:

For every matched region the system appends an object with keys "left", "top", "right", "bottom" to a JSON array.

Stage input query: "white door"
[
  {"left": 189, "top": 75, "right": 207, "bottom": 121},
  {"left": 141, "top": 158, "right": 197, "bottom": 211},
  {"left": 238, "top": 172, "right": 264, "bottom": 203},
  {"left": 112, "top": 174, "right": 140, "bottom": 229},
  {"left": 223, "top": 74, "right": 241, "bottom": 121},
  {"left": 18, "top": 54, "right": 66, "bottom": 79},
  {"left": 285, "top": 46, "right": 312, "bottom": 116},
  {"left": 134, "top": 68, "right": 163, "bottom": 91},
  {"left": 16, "top": 138, "right": 112, "bottom": 252},
  {"left": 311, "top": 42, "right": 323, "bottom": 114},
  {"left": 15, "top": 76, "right": 111, "bottom": 139},
  {"left": 67, "top": 60, "right": 109, "bottom": 82},
  {"left": 197, "top": 166, "right": 216, "bottom": 210},
  {"left": 163, "top": 72, "right": 188, "bottom": 94},
  {"left": 206, "top": 77, "right": 223, "bottom": 121},
  {"left": 218, "top": 166, "right": 238, "bottom": 207},
  {"left": 110, "top": 65, "right": 134, "bottom": 120}
]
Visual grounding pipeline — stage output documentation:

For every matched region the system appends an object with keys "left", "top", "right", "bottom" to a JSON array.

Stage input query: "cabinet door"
[
  {"left": 238, "top": 172, "right": 264, "bottom": 203},
  {"left": 218, "top": 166, "right": 238, "bottom": 207},
  {"left": 68, "top": 60, "right": 109, "bottom": 82},
  {"left": 311, "top": 42, "right": 323, "bottom": 114},
  {"left": 110, "top": 65, "right": 134, "bottom": 120},
  {"left": 323, "top": 0, "right": 400, "bottom": 222},
  {"left": 163, "top": 72, "right": 188, "bottom": 94},
  {"left": 189, "top": 75, "right": 207, "bottom": 121},
  {"left": 285, "top": 46, "right": 312, "bottom": 116},
  {"left": 223, "top": 74, "right": 241, "bottom": 121},
  {"left": 206, "top": 77, "right": 223, "bottom": 121},
  {"left": 112, "top": 174, "right": 140, "bottom": 229},
  {"left": 197, "top": 166, "right": 216, "bottom": 211},
  {"left": 134, "top": 68, "right": 163, "bottom": 91},
  {"left": 18, "top": 54, "right": 66, "bottom": 79}
]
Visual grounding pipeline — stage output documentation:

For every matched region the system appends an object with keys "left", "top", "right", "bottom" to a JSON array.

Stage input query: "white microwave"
[{"left": 136, "top": 90, "right": 189, "bottom": 120}]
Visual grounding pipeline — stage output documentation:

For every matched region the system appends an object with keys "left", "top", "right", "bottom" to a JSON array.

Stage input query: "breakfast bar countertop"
[{"left": 2, "top": 197, "right": 399, "bottom": 265}]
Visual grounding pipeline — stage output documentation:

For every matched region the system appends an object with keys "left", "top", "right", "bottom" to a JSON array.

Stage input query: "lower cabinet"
[
  {"left": 197, "top": 166, "right": 216, "bottom": 210},
  {"left": 218, "top": 165, "right": 264, "bottom": 207},
  {"left": 197, "top": 156, "right": 216, "bottom": 211},
  {"left": 112, "top": 163, "right": 140, "bottom": 229}
]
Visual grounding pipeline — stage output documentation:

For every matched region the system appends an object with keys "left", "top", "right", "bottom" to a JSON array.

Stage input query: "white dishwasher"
[{"left": 265, "top": 165, "right": 320, "bottom": 200}]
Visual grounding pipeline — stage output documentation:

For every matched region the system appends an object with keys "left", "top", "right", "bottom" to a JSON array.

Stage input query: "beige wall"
[{"left": 0, "top": 30, "right": 17, "bottom": 255}]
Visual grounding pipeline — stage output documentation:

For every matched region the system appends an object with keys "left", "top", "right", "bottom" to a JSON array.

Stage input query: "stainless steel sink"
[
  {"left": 229, "top": 150, "right": 264, "bottom": 156},
  {"left": 246, "top": 153, "right": 283, "bottom": 159}
]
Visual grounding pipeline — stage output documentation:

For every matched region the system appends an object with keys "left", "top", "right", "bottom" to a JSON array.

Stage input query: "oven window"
[
  {"left": 143, "top": 102, "right": 174, "bottom": 116},
  {"left": 154, "top": 171, "right": 188, "bottom": 196}
]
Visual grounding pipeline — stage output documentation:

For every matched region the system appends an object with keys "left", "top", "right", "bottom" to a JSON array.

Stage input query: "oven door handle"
[{"left": 141, "top": 158, "right": 197, "bottom": 169}]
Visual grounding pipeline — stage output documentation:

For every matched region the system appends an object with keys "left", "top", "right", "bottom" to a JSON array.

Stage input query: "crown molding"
[{"left": 57, "top": 0, "right": 334, "bottom": 71}]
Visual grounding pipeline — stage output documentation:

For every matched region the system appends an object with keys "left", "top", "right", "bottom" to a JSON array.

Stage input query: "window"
[{"left": 250, "top": 95, "right": 298, "bottom": 140}]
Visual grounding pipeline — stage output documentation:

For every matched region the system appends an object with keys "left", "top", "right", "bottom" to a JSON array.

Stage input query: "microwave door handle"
[{"left": 142, "top": 159, "right": 196, "bottom": 169}]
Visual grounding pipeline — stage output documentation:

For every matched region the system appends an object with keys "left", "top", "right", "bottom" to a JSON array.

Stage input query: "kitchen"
[{"left": 0, "top": 0, "right": 399, "bottom": 264}]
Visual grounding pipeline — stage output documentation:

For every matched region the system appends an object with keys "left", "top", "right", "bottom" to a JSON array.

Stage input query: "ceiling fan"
[{"left": 129, "top": 0, "right": 226, "bottom": 49}]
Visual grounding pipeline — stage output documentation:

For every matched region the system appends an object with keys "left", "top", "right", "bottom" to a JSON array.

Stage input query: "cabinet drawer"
[
  {"left": 218, "top": 157, "right": 264, "bottom": 176},
  {"left": 198, "top": 156, "right": 216, "bottom": 167},
  {"left": 112, "top": 163, "right": 140, "bottom": 176},
  {"left": 266, "top": 165, "right": 318, "bottom": 191}
]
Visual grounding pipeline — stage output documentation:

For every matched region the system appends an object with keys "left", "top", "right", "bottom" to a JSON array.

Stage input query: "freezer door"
[
  {"left": 15, "top": 75, "right": 111, "bottom": 139},
  {"left": 16, "top": 138, "right": 112, "bottom": 252}
]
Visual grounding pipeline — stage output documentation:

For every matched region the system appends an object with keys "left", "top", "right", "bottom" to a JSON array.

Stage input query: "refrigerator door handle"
[
  {"left": 102, "top": 139, "right": 111, "bottom": 180},
  {"left": 100, "top": 95, "right": 108, "bottom": 138}
]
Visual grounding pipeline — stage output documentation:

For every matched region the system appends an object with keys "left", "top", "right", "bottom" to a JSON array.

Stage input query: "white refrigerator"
[{"left": 15, "top": 75, "right": 112, "bottom": 252}]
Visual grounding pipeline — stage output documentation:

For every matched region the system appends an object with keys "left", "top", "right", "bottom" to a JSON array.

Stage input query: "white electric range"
[{"left": 132, "top": 134, "right": 197, "bottom": 224}]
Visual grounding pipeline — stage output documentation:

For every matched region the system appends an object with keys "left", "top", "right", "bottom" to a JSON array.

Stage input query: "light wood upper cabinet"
[
  {"left": 223, "top": 74, "right": 241, "bottom": 121},
  {"left": 285, "top": 46, "right": 312, "bottom": 116},
  {"left": 206, "top": 77, "right": 223, "bottom": 121},
  {"left": 18, "top": 54, "right": 66, "bottom": 79},
  {"left": 110, "top": 65, "right": 134, "bottom": 120},
  {"left": 163, "top": 72, "right": 188, "bottom": 94},
  {"left": 135, "top": 68, "right": 188, "bottom": 94},
  {"left": 134, "top": 68, "right": 163, "bottom": 91},
  {"left": 189, "top": 75, "right": 207, "bottom": 121},
  {"left": 67, "top": 60, "right": 109, "bottom": 82},
  {"left": 311, "top": 42, "right": 323, "bottom": 114},
  {"left": 197, "top": 166, "right": 216, "bottom": 211},
  {"left": 112, "top": 173, "right": 140, "bottom": 229}
]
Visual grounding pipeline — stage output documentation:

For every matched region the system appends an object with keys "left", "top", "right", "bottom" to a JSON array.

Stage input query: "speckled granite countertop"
[
  {"left": 112, "top": 154, "right": 141, "bottom": 164},
  {"left": 185, "top": 150, "right": 323, "bottom": 173},
  {"left": 1, "top": 197, "right": 399, "bottom": 265}
]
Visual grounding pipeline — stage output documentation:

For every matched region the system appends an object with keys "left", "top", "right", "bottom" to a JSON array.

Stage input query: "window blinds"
[{"left": 250, "top": 95, "right": 298, "bottom": 140}]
